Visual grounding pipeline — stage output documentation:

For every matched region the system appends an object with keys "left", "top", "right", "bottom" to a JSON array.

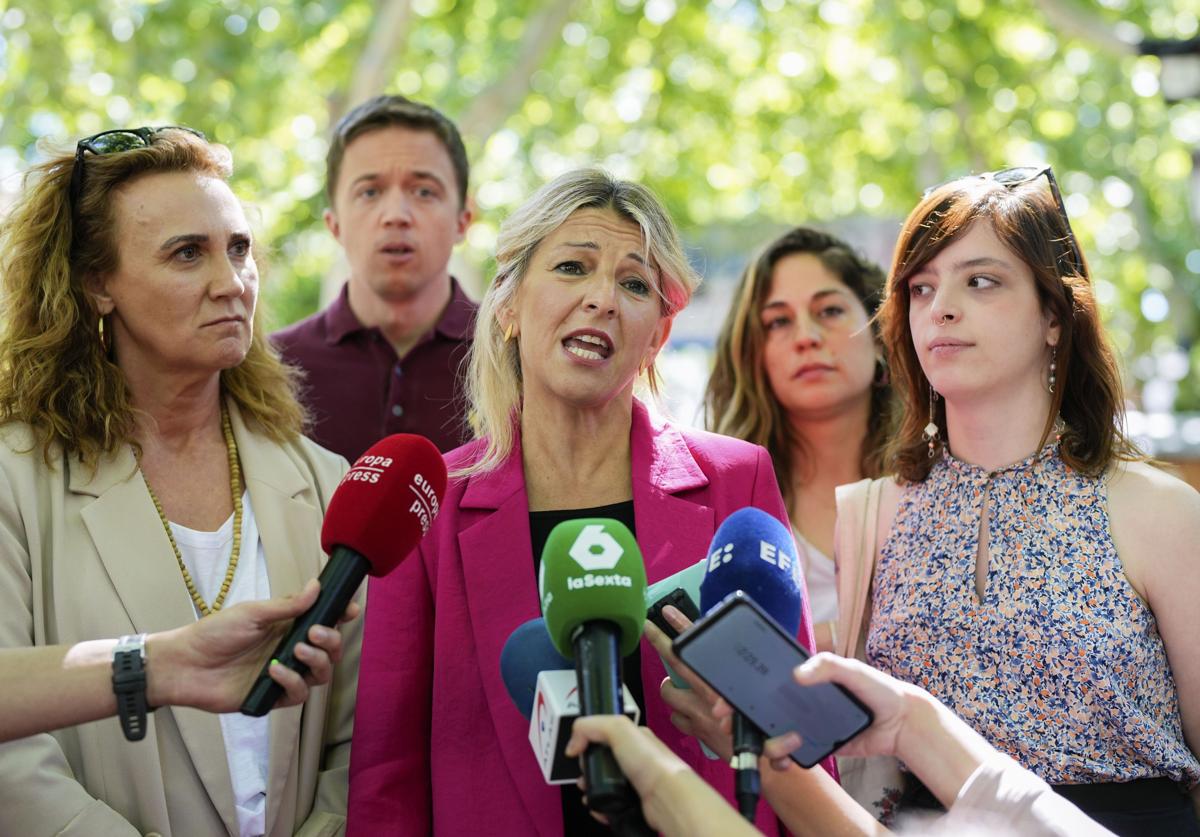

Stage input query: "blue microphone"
[
  {"left": 699, "top": 507, "right": 802, "bottom": 633},
  {"left": 699, "top": 506, "right": 804, "bottom": 821},
  {"left": 500, "top": 616, "right": 572, "bottom": 719}
]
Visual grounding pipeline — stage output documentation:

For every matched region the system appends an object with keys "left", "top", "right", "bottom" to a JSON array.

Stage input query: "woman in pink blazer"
[{"left": 348, "top": 169, "right": 844, "bottom": 836}]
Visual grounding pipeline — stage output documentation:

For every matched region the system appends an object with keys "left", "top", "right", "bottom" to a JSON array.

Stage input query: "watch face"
[{"left": 114, "top": 634, "right": 148, "bottom": 660}]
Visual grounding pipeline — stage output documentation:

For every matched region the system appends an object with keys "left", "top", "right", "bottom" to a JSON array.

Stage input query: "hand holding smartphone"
[
  {"left": 646, "top": 587, "right": 701, "bottom": 640},
  {"left": 672, "top": 591, "right": 873, "bottom": 768}
]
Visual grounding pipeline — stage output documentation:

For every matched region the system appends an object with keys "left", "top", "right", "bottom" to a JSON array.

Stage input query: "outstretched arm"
[
  {"left": 761, "top": 654, "right": 993, "bottom": 807},
  {"left": 2, "top": 579, "right": 357, "bottom": 743},
  {"left": 761, "top": 655, "right": 1115, "bottom": 836},
  {"left": 647, "top": 609, "right": 880, "bottom": 837}
]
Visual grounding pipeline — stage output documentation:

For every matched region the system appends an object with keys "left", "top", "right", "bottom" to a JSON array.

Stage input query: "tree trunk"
[
  {"left": 1033, "top": 0, "right": 1138, "bottom": 57},
  {"left": 456, "top": 0, "right": 580, "bottom": 142},
  {"left": 330, "top": 0, "right": 415, "bottom": 126}
]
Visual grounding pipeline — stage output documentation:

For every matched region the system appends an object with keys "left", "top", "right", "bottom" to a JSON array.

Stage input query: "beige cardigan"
[
  {"left": 833, "top": 477, "right": 886, "bottom": 661},
  {"left": 0, "top": 403, "right": 358, "bottom": 837},
  {"left": 832, "top": 477, "right": 905, "bottom": 822}
]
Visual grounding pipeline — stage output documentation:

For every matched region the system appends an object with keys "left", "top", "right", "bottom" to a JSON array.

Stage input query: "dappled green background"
[{"left": 2, "top": 0, "right": 1198, "bottom": 412}]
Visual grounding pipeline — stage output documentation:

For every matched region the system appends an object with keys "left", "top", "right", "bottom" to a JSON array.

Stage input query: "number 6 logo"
[{"left": 569, "top": 524, "right": 624, "bottom": 571}]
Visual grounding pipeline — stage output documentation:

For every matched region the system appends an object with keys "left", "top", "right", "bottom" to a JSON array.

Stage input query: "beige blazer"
[{"left": 0, "top": 402, "right": 358, "bottom": 837}]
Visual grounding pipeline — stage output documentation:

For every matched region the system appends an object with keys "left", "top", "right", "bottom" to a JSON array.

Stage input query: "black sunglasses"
[
  {"left": 924, "top": 165, "right": 1084, "bottom": 278},
  {"left": 69, "top": 126, "right": 206, "bottom": 209}
]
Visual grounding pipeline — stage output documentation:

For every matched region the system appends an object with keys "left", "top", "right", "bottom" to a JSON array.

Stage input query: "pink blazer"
[{"left": 348, "top": 401, "right": 826, "bottom": 835}]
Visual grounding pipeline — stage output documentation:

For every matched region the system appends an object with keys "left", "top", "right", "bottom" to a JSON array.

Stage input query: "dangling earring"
[
  {"left": 1047, "top": 345, "right": 1057, "bottom": 394},
  {"left": 638, "top": 357, "right": 648, "bottom": 377},
  {"left": 97, "top": 314, "right": 111, "bottom": 355},
  {"left": 503, "top": 322, "right": 514, "bottom": 343},
  {"left": 923, "top": 386, "right": 940, "bottom": 458}
]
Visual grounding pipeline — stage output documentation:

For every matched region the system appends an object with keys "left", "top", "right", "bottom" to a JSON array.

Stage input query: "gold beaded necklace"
[{"left": 140, "top": 403, "right": 244, "bottom": 617}]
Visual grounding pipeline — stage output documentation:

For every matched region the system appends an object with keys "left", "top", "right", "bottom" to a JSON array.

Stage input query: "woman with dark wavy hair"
[
  {"left": 706, "top": 227, "right": 893, "bottom": 653},
  {"left": 0, "top": 127, "right": 358, "bottom": 836},
  {"left": 861, "top": 168, "right": 1199, "bottom": 834}
]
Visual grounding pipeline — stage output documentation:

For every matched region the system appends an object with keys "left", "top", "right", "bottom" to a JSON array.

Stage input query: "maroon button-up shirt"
[{"left": 272, "top": 279, "right": 477, "bottom": 462}]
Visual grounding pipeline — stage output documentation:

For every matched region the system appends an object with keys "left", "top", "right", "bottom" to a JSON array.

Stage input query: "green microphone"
[{"left": 538, "top": 518, "right": 648, "bottom": 823}]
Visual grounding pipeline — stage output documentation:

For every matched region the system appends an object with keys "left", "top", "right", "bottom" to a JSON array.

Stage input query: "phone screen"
[{"left": 674, "top": 593, "right": 872, "bottom": 768}]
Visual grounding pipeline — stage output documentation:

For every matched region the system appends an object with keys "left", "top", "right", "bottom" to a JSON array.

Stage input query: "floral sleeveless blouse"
[{"left": 867, "top": 443, "right": 1200, "bottom": 787}]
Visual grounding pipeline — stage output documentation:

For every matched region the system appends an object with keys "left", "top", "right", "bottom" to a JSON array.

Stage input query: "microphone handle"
[
  {"left": 572, "top": 620, "right": 641, "bottom": 817},
  {"left": 732, "top": 711, "right": 764, "bottom": 821},
  {"left": 239, "top": 547, "right": 369, "bottom": 717}
]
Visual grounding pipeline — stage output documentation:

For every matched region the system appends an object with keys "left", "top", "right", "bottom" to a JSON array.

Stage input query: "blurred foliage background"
[{"left": 1, "top": 0, "right": 1198, "bottom": 420}]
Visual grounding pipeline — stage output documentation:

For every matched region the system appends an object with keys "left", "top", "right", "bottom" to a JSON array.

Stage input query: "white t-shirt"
[
  {"left": 793, "top": 528, "right": 839, "bottom": 625},
  {"left": 170, "top": 491, "right": 269, "bottom": 837}
]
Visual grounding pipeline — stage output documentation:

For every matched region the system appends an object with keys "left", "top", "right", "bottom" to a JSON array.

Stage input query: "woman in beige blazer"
[{"left": 0, "top": 127, "right": 359, "bottom": 836}]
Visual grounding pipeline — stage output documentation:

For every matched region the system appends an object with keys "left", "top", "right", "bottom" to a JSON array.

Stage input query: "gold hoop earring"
[
  {"left": 503, "top": 322, "right": 514, "bottom": 343},
  {"left": 98, "top": 314, "right": 111, "bottom": 354}
]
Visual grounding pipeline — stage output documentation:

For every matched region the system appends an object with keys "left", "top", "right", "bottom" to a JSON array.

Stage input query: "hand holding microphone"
[
  {"left": 240, "top": 434, "right": 447, "bottom": 716},
  {"left": 565, "top": 715, "right": 760, "bottom": 837}
]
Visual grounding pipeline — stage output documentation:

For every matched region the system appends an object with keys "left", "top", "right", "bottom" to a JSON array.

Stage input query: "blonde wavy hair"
[
  {"left": 0, "top": 128, "right": 305, "bottom": 467},
  {"left": 461, "top": 168, "right": 700, "bottom": 475}
]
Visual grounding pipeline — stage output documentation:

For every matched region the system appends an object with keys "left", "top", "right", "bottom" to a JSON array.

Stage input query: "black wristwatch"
[{"left": 112, "top": 633, "right": 153, "bottom": 741}]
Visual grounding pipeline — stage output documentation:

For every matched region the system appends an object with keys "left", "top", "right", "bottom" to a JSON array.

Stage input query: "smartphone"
[
  {"left": 646, "top": 586, "right": 701, "bottom": 640},
  {"left": 673, "top": 591, "right": 873, "bottom": 768}
]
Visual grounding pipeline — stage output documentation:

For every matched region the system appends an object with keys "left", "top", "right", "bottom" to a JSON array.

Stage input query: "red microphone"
[{"left": 240, "top": 434, "right": 447, "bottom": 716}]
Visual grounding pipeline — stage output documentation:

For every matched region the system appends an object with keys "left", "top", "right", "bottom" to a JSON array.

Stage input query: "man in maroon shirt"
[{"left": 273, "top": 95, "right": 477, "bottom": 460}]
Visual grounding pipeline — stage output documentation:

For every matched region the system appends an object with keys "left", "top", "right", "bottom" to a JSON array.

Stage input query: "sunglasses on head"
[
  {"left": 69, "top": 126, "right": 206, "bottom": 210},
  {"left": 923, "top": 165, "right": 1084, "bottom": 278}
]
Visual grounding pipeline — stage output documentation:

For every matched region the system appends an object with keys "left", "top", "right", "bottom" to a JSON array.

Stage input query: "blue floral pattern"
[{"left": 867, "top": 443, "right": 1200, "bottom": 787}]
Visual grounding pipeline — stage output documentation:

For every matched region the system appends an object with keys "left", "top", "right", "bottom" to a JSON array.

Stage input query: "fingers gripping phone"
[
  {"left": 672, "top": 591, "right": 873, "bottom": 768},
  {"left": 646, "top": 587, "right": 701, "bottom": 640}
]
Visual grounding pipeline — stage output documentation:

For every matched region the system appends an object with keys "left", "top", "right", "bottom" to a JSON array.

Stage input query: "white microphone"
[{"left": 530, "top": 670, "right": 640, "bottom": 784}]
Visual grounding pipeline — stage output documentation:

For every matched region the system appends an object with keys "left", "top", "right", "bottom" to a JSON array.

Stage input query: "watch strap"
[{"left": 112, "top": 633, "right": 151, "bottom": 741}]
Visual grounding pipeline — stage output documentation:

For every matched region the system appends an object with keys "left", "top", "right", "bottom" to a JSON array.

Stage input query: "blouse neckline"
[{"left": 938, "top": 437, "right": 1061, "bottom": 481}]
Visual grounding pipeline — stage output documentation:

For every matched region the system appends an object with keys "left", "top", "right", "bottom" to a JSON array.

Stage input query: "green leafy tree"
[{"left": 2, "top": 0, "right": 1197, "bottom": 407}]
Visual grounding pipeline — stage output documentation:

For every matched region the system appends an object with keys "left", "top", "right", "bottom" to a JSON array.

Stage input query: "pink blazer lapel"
[
  {"left": 630, "top": 401, "right": 714, "bottom": 585},
  {"left": 457, "top": 441, "right": 561, "bottom": 836}
]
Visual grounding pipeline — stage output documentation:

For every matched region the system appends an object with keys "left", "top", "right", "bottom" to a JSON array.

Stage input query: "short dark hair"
[{"left": 325, "top": 94, "right": 469, "bottom": 207}]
